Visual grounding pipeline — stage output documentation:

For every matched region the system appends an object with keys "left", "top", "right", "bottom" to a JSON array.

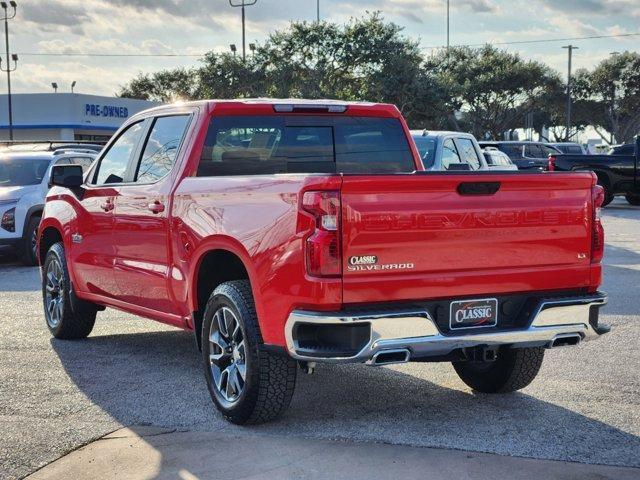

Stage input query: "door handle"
[
  {"left": 457, "top": 182, "right": 501, "bottom": 196},
  {"left": 100, "top": 200, "right": 114, "bottom": 212},
  {"left": 148, "top": 201, "right": 165, "bottom": 214}
]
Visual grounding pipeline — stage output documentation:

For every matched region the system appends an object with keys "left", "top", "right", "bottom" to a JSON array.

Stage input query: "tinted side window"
[
  {"left": 136, "top": 115, "right": 190, "bottom": 183},
  {"left": 441, "top": 139, "right": 462, "bottom": 170},
  {"left": 334, "top": 118, "right": 414, "bottom": 173},
  {"left": 499, "top": 144, "right": 523, "bottom": 159},
  {"left": 94, "top": 122, "right": 144, "bottom": 185},
  {"left": 197, "top": 116, "right": 414, "bottom": 176},
  {"left": 525, "top": 144, "right": 544, "bottom": 158},
  {"left": 455, "top": 138, "right": 481, "bottom": 170}
]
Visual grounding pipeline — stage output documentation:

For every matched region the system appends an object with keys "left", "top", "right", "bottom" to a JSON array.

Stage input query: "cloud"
[
  {"left": 20, "top": 1, "right": 89, "bottom": 34},
  {"left": 538, "top": 0, "right": 640, "bottom": 17}
]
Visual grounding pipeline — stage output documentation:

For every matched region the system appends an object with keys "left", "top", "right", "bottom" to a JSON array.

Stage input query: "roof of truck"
[{"left": 132, "top": 98, "right": 401, "bottom": 119}]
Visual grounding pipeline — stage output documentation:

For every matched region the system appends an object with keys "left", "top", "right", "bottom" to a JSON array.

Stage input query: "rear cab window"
[{"left": 196, "top": 115, "right": 415, "bottom": 176}]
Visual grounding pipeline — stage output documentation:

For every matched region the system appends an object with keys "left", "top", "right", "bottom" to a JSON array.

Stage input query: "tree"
[
  {"left": 118, "top": 13, "right": 450, "bottom": 126},
  {"left": 426, "top": 46, "right": 560, "bottom": 139},
  {"left": 582, "top": 51, "right": 640, "bottom": 144},
  {"left": 118, "top": 68, "right": 198, "bottom": 102}
]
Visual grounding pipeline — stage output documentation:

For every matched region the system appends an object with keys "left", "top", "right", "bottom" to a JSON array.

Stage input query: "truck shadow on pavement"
[{"left": 50, "top": 329, "right": 640, "bottom": 474}]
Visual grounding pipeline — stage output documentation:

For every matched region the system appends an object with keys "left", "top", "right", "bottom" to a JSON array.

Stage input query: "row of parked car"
[
  {"left": 0, "top": 142, "right": 100, "bottom": 264},
  {"left": 410, "top": 130, "right": 640, "bottom": 206}
]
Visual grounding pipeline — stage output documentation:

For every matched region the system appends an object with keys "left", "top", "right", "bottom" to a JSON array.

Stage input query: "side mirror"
[{"left": 50, "top": 164, "right": 84, "bottom": 189}]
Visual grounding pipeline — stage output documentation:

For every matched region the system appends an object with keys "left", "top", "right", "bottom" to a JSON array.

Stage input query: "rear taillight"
[
  {"left": 302, "top": 190, "right": 341, "bottom": 277},
  {"left": 591, "top": 184, "right": 605, "bottom": 263},
  {"left": 548, "top": 155, "right": 556, "bottom": 171}
]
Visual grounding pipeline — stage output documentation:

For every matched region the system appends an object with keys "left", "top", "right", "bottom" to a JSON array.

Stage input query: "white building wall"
[{"left": 0, "top": 93, "right": 161, "bottom": 141}]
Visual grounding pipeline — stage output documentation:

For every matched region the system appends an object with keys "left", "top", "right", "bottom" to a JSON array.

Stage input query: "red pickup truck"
[{"left": 38, "top": 99, "right": 608, "bottom": 424}]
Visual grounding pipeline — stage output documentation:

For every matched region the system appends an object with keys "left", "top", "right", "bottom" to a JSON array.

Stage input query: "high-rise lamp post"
[
  {"left": 562, "top": 44, "right": 578, "bottom": 141},
  {"left": 446, "top": 0, "right": 450, "bottom": 51},
  {"left": 317, "top": 0, "right": 320, "bottom": 22},
  {"left": 229, "top": 0, "right": 257, "bottom": 62},
  {"left": 1, "top": 1, "right": 17, "bottom": 141}
]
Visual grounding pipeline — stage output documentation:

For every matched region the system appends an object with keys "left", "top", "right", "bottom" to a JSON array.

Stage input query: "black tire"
[
  {"left": 596, "top": 177, "right": 614, "bottom": 206},
  {"left": 42, "top": 242, "right": 96, "bottom": 339},
  {"left": 625, "top": 193, "right": 640, "bottom": 206},
  {"left": 452, "top": 347, "right": 545, "bottom": 393},
  {"left": 21, "top": 215, "right": 41, "bottom": 266},
  {"left": 201, "top": 280, "right": 296, "bottom": 424}
]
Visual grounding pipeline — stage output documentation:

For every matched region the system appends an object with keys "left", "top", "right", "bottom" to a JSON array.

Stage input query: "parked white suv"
[{"left": 0, "top": 148, "right": 97, "bottom": 265}]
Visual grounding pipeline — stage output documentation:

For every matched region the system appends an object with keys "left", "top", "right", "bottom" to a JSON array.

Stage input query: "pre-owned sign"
[{"left": 85, "top": 103, "right": 129, "bottom": 118}]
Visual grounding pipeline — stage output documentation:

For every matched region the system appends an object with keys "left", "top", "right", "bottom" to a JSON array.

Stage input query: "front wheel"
[
  {"left": 21, "top": 216, "right": 41, "bottom": 266},
  {"left": 452, "top": 347, "right": 544, "bottom": 393},
  {"left": 625, "top": 193, "right": 640, "bottom": 206},
  {"left": 201, "top": 280, "right": 297, "bottom": 424},
  {"left": 42, "top": 242, "right": 96, "bottom": 339}
]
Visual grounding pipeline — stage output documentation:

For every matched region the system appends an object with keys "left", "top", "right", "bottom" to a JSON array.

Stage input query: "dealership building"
[{"left": 0, "top": 93, "right": 161, "bottom": 142}]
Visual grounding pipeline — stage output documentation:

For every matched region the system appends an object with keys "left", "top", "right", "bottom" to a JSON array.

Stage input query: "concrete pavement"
[{"left": 27, "top": 427, "right": 640, "bottom": 480}]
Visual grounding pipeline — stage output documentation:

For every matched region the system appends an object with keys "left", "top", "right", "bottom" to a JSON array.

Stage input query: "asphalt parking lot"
[{"left": 1, "top": 198, "right": 639, "bottom": 479}]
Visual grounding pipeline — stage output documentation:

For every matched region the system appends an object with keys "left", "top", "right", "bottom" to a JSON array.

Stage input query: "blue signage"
[{"left": 85, "top": 103, "right": 129, "bottom": 118}]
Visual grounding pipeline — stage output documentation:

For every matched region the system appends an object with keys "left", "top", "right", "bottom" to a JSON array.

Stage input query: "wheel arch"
[
  {"left": 22, "top": 205, "right": 44, "bottom": 238},
  {"left": 189, "top": 237, "right": 261, "bottom": 351}
]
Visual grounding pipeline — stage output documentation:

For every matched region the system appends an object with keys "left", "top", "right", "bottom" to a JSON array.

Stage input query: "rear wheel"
[
  {"left": 21, "top": 216, "right": 41, "bottom": 266},
  {"left": 596, "top": 177, "right": 614, "bottom": 206},
  {"left": 201, "top": 280, "right": 297, "bottom": 424},
  {"left": 452, "top": 347, "right": 545, "bottom": 393},
  {"left": 625, "top": 193, "right": 640, "bottom": 206},
  {"left": 42, "top": 242, "right": 97, "bottom": 339}
]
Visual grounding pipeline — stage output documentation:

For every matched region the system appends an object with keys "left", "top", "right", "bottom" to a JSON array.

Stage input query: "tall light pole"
[
  {"left": 1, "top": 1, "right": 17, "bottom": 141},
  {"left": 317, "top": 0, "right": 320, "bottom": 22},
  {"left": 229, "top": 0, "right": 257, "bottom": 62},
  {"left": 562, "top": 44, "right": 578, "bottom": 141},
  {"left": 446, "top": 0, "right": 450, "bottom": 51}
]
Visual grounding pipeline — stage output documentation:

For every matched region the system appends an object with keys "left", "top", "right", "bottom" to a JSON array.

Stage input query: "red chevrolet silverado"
[{"left": 38, "top": 99, "right": 608, "bottom": 424}]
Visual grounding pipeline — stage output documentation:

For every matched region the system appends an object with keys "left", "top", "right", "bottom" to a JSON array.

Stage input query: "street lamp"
[
  {"left": 228, "top": 0, "right": 257, "bottom": 62},
  {"left": 1, "top": 0, "right": 17, "bottom": 141},
  {"left": 230, "top": 44, "right": 237, "bottom": 57},
  {"left": 71, "top": 80, "right": 76, "bottom": 93},
  {"left": 51, "top": 82, "right": 58, "bottom": 93},
  {"left": 562, "top": 45, "right": 579, "bottom": 141}
]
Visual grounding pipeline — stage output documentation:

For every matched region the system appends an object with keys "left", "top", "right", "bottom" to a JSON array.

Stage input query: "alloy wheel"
[
  {"left": 44, "top": 258, "right": 64, "bottom": 328},
  {"left": 208, "top": 307, "right": 247, "bottom": 405}
]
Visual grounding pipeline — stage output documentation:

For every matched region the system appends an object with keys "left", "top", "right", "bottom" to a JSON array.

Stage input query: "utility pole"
[
  {"left": 1, "top": 1, "right": 17, "bottom": 141},
  {"left": 317, "top": 0, "right": 320, "bottom": 22},
  {"left": 562, "top": 44, "right": 578, "bottom": 141},
  {"left": 229, "top": 0, "right": 257, "bottom": 62},
  {"left": 446, "top": 0, "right": 450, "bottom": 51}
]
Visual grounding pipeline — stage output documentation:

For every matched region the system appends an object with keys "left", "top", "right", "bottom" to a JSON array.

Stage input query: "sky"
[{"left": 5, "top": 0, "right": 640, "bottom": 97}]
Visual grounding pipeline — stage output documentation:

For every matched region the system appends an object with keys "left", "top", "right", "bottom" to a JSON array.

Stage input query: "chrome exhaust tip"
[
  {"left": 551, "top": 334, "right": 581, "bottom": 348},
  {"left": 370, "top": 349, "right": 411, "bottom": 366}
]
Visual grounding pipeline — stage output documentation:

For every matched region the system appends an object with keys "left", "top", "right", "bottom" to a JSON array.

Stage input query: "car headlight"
[{"left": 1, "top": 207, "right": 16, "bottom": 232}]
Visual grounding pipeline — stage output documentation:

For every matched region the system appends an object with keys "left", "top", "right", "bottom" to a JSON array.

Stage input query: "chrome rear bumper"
[{"left": 284, "top": 294, "right": 608, "bottom": 364}]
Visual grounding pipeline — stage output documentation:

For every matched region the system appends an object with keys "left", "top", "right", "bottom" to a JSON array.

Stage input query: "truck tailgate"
[{"left": 341, "top": 173, "right": 595, "bottom": 304}]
